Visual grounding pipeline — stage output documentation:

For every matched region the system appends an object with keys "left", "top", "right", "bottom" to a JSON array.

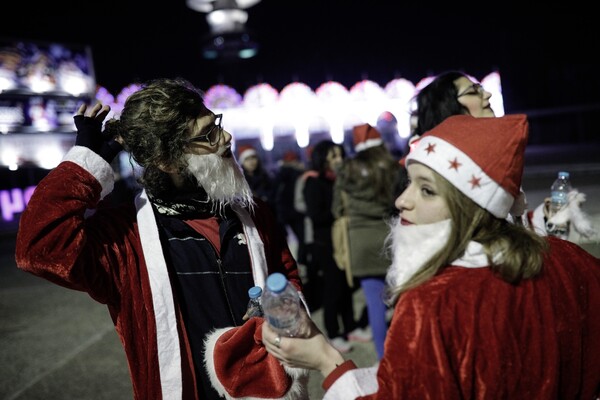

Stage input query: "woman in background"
[
  {"left": 303, "top": 140, "right": 361, "bottom": 353},
  {"left": 332, "top": 124, "right": 405, "bottom": 359}
]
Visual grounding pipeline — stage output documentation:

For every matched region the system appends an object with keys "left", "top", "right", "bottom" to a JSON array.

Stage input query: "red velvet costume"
[
  {"left": 323, "top": 237, "right": 600, "bottom": 399},
  {"left": 15, "top": 147, "right": 302, "bottom": 399}
]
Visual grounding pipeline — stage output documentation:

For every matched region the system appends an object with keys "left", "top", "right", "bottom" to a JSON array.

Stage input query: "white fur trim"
[
  {"left": 136, "top": 190, "right": 183, "bottom": 399},
  {"left": 239, "top": 148, "right": 257, "bottom": 164},
  {"left": 323, "top": 366, "right": 379, "bottom": 399},
  {"left": 450, "top": 241, "right": 492, "bottom": 268},
  {"left": 354, "top": 138, "right": 383, "bottom": 153},
  {"left": 203, "top": 327, "right": 310, "bottom": 400},
  {"left": 406, "top": 136, "right": 514, "bottom": 218},
  {"left": 565, "top": 190, "right": 598, "bottom": 238},
  {"left": 530, "top": 202, "right": 548, "bottom": 236},
  {"left": 232, "top": 205, "right": 267, "bottom": 289},
  {"left": 204, "top": 327, "right": 235, "bottom": 398},
  {"left": 63, "top": 146, "right": 114, "bottom": 200},
  {"left": 232, "top": 205, "right": 311, "bottom": 317}
]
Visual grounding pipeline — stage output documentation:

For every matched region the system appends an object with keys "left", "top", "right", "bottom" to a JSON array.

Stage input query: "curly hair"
[{"left": 103, "top": 77, "right": 209, "bottom": 196}]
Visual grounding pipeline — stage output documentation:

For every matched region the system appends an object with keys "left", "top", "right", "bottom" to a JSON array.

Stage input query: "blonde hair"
[{"left": 386, "top": 169, "right": 548, "bottom": 304}]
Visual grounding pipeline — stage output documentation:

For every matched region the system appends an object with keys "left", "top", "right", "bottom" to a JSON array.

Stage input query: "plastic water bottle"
[
  {"left": 245, "top": 286, "right": 263, "bottom": 319},
  {"left": 547, "top": 171, "right": 572, "bottom": 239},
  {"left": 262, "top": 272, "right": 304, "bottom": 337}
]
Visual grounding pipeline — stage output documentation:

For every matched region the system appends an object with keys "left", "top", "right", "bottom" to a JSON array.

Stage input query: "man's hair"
[
  {"left": 386, "top": 168, "right": 548, "bottom": 301},
  {"left": 411, "top": 71, "right": 470, "bottom": 138},
  {"left": 104, "top": 77, "right": 209, "bottom": 196}
]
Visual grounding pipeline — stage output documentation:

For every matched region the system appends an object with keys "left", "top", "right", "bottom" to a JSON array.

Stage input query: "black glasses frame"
[
  {"left": 186, "top": 114, "right": 223, "bottom": 146},
  {"left": 457, "top": 83, "right": 484, "bottom": 98}
]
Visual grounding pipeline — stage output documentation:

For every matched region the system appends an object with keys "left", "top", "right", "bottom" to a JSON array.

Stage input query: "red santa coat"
[
  {"left": 323, "top": 237, "right": 600, "bottom": 399},
  {"left": 15, "top": 147, "right": 302, "bottom": 400}
]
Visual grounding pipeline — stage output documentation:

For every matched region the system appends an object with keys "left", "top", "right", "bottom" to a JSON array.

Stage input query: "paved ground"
[{"left": 1, "top": 143, "right": 599, "bottom": 399}]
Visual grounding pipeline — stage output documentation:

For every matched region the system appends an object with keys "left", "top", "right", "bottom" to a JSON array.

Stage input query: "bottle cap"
[
  {"left": 266, "top": 272, "right": 287, "bottom": 293},
  {"left": 248, "top": 286, "right": 262, "bottom": 299},
  {"left": 558, "top": 171, "right": 569, "bottom": 178}
]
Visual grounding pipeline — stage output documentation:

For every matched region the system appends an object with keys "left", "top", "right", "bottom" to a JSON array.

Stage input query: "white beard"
[
  {"left": 385, "top": 219, "right": 452, "bottom": 291},
  {"left": 184, "top": 152, "right": 254, "bottom": 212}
]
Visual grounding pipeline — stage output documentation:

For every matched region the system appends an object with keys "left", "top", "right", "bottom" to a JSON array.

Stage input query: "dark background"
[{"left": 1, "top": 2, "right": 598, "bottom": 116}]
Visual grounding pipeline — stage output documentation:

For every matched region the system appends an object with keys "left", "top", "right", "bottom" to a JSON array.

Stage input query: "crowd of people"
[{"left": 15, "top": 71, "right": 600, "bottom": 399}]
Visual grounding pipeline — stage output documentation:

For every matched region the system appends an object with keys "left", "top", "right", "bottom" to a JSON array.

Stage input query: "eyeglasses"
[
  {"left": 457, "top": 83, "right": 485, "bottom": 98},
  {"left": 186, "top": 114, "right": 223, "bottom": 146}
]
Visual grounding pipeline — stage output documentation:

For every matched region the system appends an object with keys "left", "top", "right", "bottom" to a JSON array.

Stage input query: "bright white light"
[
  {"left": 349, "top": 80, "right": 388, "bottom": 125},
  {"left": 0, "top": 75, "right": 17, "bottom": 91},
  {"left": 329, "top": 122, "right": 345, "bottom": 144},
  {"left": 36, "top": 147, "right": 64, "bottom": 169},
  {"left": 94, "top": 72, "right": 504, "bottom": 151},
  {"left": 259, "top": 121, "right": 274, "bottom": 151},
  {"left": 57, "top": 61, "right": 93, "bottom": 96},
  {"left": 384, "top": 78, "right": 417, "bottom": 139},
  {"left": 315, "top": 81, "right": 350, "bottom": 102},
  {"left": 280, "top": 82, "right": 315, "bottom": 103},
  {"left": 481, "top": 71, "right": 505, "bottom": 116},
  {"left": 1, "top": 148, "right": 18, "bottom": 167},
  {"left": 295, "top": 122, "right": 309, "bottom": 148},
  {"left": 62, "top": 76, "right": 89, "bottom": 96},
  {"left": 27, "top": 75, "right": 55, "bottom": 93},
  {"left": 206, "top": 9, "right": 248, "bottom": 33},
  {"left": 244, "top": 83, "right": 278, "bottom": 107}
]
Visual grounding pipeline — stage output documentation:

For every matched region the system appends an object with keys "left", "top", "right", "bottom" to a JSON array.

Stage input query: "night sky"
[{"left": 1, "top": 2, "right": 598, "bottom": 114}]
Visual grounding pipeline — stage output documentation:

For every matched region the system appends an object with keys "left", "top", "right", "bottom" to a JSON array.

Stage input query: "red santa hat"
[
  {"left": 237, "top": 145, "right": 257, "bottom": 164},
  {"left": 353, "top": 123, "right": 383, "bottom": 152},
  {"left": 405, "top": 114, "right": 528, "bottom": 219},
  {"left": 282, "top": 150, "right": 299, "bottom": 162},
  {"left": 204, "top": 317, "right": 309, "bottom": 399}
]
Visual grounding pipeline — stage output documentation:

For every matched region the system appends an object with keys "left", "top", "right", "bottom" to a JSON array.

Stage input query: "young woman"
[
  {"left": 411, "top": 70, "right": 495, "bottom": 140},
  {"left": 410, "top": 70, "right": 540, "bottom": 228},
  {"left": 262, "top": 114, "right": 600, "bottom": 399}
]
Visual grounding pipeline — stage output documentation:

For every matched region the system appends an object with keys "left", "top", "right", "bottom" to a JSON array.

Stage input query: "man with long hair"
[{"left": 16, "top": 78, "right": 307, "bottom": 399}]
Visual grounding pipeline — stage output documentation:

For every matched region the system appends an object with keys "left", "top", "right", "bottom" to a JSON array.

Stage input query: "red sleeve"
[
  {"left": 372, "top": 253, "right": 600, "bottom": 399},
  {"left": 322, "top": 360, "right": 357, "bottom": 390},
  {"left": 15, "top": 160, "right": 137, "bottom": 304}
]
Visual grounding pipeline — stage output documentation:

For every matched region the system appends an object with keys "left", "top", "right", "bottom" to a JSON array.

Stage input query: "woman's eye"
[{"left": 421, "top": 187, "right": 435, "bottom": 196}]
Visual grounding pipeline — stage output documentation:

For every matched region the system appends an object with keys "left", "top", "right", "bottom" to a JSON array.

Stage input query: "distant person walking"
[{"left": 333, "top": 124, "right": 405, "bottom": 359}]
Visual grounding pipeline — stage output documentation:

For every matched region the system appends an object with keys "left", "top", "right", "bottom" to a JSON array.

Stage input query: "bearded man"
[{"left": 15, "top": 78, "right": 307, "bottom": 400}]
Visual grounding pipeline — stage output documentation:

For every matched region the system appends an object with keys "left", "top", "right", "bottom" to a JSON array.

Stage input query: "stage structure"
[{"left": 97, "top": 71, "right": 504, "bottom": 162}]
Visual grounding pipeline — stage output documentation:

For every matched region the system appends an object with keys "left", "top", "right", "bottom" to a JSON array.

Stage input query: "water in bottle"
[
  {"left": 244, "top": 285, "right": 263, "bottom": 319},
  {"left": 262, "top": 272, "right": 304, "bottom": 337},
  {"left": 547, "top": 171, "right": 572, "bottom": 239}
]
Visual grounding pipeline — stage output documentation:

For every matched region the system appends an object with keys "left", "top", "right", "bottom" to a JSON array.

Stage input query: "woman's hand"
[{"left": 262, "top": 320, "right": 345, "bottom": 377}]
